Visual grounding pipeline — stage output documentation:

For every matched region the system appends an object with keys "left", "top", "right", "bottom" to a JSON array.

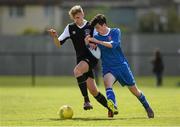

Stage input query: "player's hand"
[
  {"left": 47, "top": 28, "right": 61, "bottom": 48},
  {"left": 89, "top": 43, "right": 97, "bottom": 50},
  {"left": 47, "top": 29, "right": 58, "bottom": 38}
]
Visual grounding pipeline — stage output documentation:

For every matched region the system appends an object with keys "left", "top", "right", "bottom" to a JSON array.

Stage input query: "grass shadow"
[
  {"left": 46, "top": 116, "right": 147, "bottom": 121},
  {"left": 1, "top": 116, "right": 148, "bottom": 124},
  {"left": 48, "top": 117, "right": 115, "bottom": 121}
]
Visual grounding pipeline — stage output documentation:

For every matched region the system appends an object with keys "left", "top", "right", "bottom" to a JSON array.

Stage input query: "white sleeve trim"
[
  {"left": 93, "top": 28, "right": 98, "bottom": 36},
  {"left": 109, "top": 41, "right": 113, "bottom": 43},
  {"left": 58, "top": 25, "right": 70, "bottom": 41}
]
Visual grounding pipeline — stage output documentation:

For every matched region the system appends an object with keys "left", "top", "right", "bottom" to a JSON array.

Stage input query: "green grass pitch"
[{"left": 0, "top": 76, "right": 180, "bottom": 126}]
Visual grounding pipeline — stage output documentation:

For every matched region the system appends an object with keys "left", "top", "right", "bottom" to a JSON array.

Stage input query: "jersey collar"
[
  {"left": 76, "top": 19, "right": 87, "bottom": 29},
  {"left": 100, "top": 28, "right": 111, "bottom": 36}
]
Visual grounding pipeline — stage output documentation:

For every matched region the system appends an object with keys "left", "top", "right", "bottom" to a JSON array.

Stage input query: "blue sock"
[
  {"left": 106, "top": 88, "right": 116, "bottom": 106},
  {"left": 138, "top": 93, "right": 150, "bottom": 109}
]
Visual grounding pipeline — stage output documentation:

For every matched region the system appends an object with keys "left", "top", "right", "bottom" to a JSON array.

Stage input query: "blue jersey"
[
  {"left": 94, "top": 28, "right": 126, "bottom": 69},
  {"left": 94, "top": 28, "right": 135, "bottom": 86}
]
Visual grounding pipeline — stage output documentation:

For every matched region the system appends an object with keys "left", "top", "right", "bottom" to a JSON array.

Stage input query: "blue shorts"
[{"left": 102, "top": 62, "right": 135, "bottom": 87}]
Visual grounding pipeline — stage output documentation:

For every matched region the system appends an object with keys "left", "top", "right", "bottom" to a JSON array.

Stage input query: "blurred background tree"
[
  {"left": 139, "top": 7, "right": 180, "bottom": 33},
  {"left": 139, "top": 12, "right": 159, "bottom": 33},
  {"left": 167, "top": 7, "right": 180, "bottom": 33},
  {"left": 22, "top": 27, "right": 40, "bottom": 35}
]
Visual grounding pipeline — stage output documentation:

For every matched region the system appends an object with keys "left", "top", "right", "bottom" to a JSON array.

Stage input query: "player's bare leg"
[
  {"left": 103, "top": 73, "right": 119, "bottom": 117},
  {"left": 73, "top": 61, "right": 92, "bottom": 110},
  {"left": 86, "top": 77, "right": 99, "bottom": 96},
  {"left": 128, "top": 85, "right": 154, "bottom": 118}
]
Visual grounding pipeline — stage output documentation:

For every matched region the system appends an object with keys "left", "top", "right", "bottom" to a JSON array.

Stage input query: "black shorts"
[{"left": 76, "top": 55, "right": 98, "bottom": 79}]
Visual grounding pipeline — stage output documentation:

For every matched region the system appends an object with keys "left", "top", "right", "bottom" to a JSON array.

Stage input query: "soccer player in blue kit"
[{"left": 85, "top": 14, "right": 154, "bottom": 118}]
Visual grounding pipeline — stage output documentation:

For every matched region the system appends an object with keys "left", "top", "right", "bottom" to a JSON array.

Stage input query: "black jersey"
[{"left": 58, "top": 20, "right": 94, "bottom": 58}]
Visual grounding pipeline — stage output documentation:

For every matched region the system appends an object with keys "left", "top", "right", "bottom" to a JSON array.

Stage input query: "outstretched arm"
[{"left": 47, "top": 29, "right": 61, "bottom": 48}]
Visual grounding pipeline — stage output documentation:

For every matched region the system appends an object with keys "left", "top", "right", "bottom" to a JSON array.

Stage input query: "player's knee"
[
  {"left": 73, "top": 67, "right": 82, "bottom": 77},
  {"left": 103, "top": 80, "right": 111, "bottom": 88}
]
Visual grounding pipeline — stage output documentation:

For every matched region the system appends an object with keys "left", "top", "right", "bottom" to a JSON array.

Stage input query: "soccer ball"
[{"left": 58, "top": 105, "right": 73, "bottom": 119}]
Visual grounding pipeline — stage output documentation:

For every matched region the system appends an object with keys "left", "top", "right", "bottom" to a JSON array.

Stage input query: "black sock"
[
  {"left": 95, "top": 92, "right": 108, "bottom": 109},
  {"left": 77, "top": 75, "right": 90, "bottom": 102}
]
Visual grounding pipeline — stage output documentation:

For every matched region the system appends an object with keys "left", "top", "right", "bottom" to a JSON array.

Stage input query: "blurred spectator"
[{"left": 151, "top": 49, "right": 164, "bottom": 87}]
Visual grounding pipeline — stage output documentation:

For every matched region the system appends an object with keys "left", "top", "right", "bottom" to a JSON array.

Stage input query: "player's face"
[
  {"left": 95, "top": 24, "right": 107, "bottom": 35},
  {"left": 73, "top": 12, "right": 84, "bottom": 26}
]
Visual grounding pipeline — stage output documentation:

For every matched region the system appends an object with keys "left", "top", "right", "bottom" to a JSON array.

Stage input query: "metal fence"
[
  {"left": 0, "top": 35, "right": 179, "bottom": 83},
  {"left": 0, "top": 51, "right": 179, "bottom": 86}
]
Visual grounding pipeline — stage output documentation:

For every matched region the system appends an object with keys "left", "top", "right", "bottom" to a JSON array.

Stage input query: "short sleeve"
[{"left": 58, "top": 25, "right": 70, "bottom": 45}]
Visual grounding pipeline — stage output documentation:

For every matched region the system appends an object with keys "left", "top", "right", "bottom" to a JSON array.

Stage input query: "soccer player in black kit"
[{"left": 48, "top": 5, "right": 114, "bottom": 117}]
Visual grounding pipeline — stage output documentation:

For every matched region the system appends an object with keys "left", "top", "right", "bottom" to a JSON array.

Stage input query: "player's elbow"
[
  {"left": 105, "top": 43, "right": 113, "bottom": 48},
  {"left": 108, "top": 45, "right": 113, "bottom": 48},
  {"left": 55, "top": 41, "right": 61, "bottom": 48}
]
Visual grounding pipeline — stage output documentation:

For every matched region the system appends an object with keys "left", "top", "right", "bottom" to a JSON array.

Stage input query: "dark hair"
[{"left": 90, "top": 14, "right": 107, "bottom": 27}]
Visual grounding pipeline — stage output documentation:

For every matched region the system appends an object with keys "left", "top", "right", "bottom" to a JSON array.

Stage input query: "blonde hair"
[{"left": 69, "top": 5, "right": 84, "bottom": 19}]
